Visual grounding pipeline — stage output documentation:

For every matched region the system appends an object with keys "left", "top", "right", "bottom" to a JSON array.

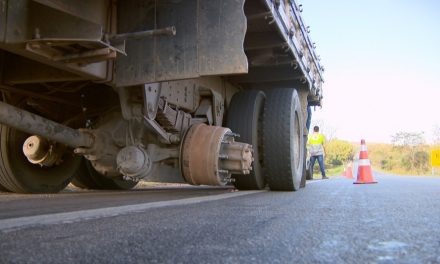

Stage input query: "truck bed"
[
  {"left": 0, "top": 0, "right": 323, "bottom": 103},
  {"left": 239, "top": 0, "right": 324, "bottom": 104}
]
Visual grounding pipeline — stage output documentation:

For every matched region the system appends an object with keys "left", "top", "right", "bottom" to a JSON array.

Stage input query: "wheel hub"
[
  {"left": 181, "top": 123, "right": 253, "bottom": 186},
  {"left": 22, "top": 135, "right": 64, "bottom": 167}
]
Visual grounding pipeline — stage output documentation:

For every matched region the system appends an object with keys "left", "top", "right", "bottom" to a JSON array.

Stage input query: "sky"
[{"left": 300, "top": 0, "right": 440, "bottom": 144}]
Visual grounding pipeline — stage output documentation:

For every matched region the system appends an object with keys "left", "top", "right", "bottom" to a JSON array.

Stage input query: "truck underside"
[{"left": 0, "top": 0, "right": 324, "bottom": 193}]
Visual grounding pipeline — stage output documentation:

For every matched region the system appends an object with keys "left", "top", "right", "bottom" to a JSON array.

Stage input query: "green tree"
[
  {"left": 325, "top": 139, "right": 354, "bottom": 166},
  {"left": 391, "top": 131, "right": 425, "bottom": 147},
  {"left": 414, "top": 151, "right": 429, "bottom": 172},
  {"left": 379, "top": 155, "right": 394, "bottom": 170},
  {"left": 391, "top": 131, "right": 429, "bottom": 173}
]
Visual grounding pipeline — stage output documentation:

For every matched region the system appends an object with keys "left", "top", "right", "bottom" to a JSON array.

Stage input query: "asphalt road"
[{"left": 1, "top": 173, "right": 440, "bottom": 263}]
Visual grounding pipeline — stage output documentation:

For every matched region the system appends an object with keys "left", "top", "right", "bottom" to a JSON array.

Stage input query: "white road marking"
[{"left": 0, "top": 190, "right": 264, "bottom": 233}]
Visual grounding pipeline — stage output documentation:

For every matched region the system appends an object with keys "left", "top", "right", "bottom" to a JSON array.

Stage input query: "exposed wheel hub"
[
  {"left": 22, "top": 135, "right": 64, "bottom": 167},
  {"left": 181, "top": 123, "right": 253, "bottom": 186}
]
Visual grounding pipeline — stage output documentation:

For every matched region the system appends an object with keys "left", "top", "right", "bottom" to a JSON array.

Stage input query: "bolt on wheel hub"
[{"left": 181, "top": 123, "right": 253, "bottom": 186}]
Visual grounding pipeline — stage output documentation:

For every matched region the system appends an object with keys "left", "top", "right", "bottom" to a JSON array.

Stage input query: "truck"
[{"left": 0, "top": 0, "right": 324, "bottom": 193}]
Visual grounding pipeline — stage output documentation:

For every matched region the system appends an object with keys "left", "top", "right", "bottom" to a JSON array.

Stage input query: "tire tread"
[
  {"left": 227, "top": 90, "right": 265, "bottom": 190},
  {"left": 263, "top": 88, "right": 304, "bottom": 191}
]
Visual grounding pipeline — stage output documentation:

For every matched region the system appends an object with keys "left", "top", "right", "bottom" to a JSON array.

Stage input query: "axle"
[{"left": 0, "top": 101, "right": 94, "bottom": 148}]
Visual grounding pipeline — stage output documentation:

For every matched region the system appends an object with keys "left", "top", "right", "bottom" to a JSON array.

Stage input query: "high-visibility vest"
[
  {"left": 308, "top": 133, "right": 325, "bottom": 145},
  {"left": 308, "top": 133, "right": 325, "bottom": 156}
]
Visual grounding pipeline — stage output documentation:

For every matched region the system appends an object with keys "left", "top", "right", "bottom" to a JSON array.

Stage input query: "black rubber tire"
[
  {"left": 305, "top": 137, "right": 313, "bottom": 181},
  {"left": 300, "top": 136, "right": 307, "bottom": 188},
  {"left": 263, "top": 88, "right": 304, "bottom": 191},
  {"left": 71, "top": 158, "right": 138, "bottom": 190},
  {"left": 70, "top": 159, "right": 101, "bottom": 189},
  {"left": 0, "top": 183, "right": 9, "bottom": 192},
  {"left": 227, "top": 90, "right": 265, "bottom": 190},
  {"left": 0, "top": 125, "right": 82, "bottom": 193},
  {"left": 305, "top": 158, "right": 313, "bottom": 180},
  {"left": 87, "top": 161, "right": 138, "bottom": 190}
]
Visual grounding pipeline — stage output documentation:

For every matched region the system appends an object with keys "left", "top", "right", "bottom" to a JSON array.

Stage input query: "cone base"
[{"left": 353, "top": 181, "right": 377, "bottom": 184}]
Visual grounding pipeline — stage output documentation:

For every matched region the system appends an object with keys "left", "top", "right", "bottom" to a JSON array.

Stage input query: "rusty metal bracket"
[
  {"left": 143, "top": 117, "right": 180, "bottom": 145},
  {"left": 109, "top": 26, "right": 176, "bottom": 42},
  {"left": 25, "top": 38, "right": 126, "bottom": 65},
  {"left": 143, "top": 83, "right": 161, "bottom": 120}
]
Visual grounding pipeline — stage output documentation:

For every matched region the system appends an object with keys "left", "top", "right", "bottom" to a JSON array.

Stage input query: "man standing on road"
[{"left": 308, "top": 126, "right": 328, "bottom": 179}]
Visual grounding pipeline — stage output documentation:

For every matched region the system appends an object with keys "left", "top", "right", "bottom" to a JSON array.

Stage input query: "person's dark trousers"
[{"left": 310, "top": 155, "right": 326, "bottom": 177}]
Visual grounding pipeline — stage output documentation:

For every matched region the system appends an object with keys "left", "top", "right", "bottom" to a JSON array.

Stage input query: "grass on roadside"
[{"left": 311, "top": 165, "right": 344, "bottom": 179}]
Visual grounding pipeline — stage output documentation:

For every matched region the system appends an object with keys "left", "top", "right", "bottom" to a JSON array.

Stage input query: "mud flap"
[{"left": 115, "top": 0, "right": 248, "bottom": 86}]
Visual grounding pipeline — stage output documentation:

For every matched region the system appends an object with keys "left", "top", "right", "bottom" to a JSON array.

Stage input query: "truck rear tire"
[
  {"left": 305, "top": 159, "right": 313, "bottom": 180},
  {"left": 263, "top": 88, "right": 304, "bottom": 191},
  {"left": 71, "top": 159, "right": 138, "bottom": 190},
  {"left": 71, "top": 159, "right": 101, "bottom": 189},
  {"left": 0, "top": 183, "right": 8, "bottom": 192},
  {"left": 300, "top": 136, "right": 307, "bottom": 188},
  {"left": 227, "top": 90, "right": 266, "bottom": 190},
  {"left": 0, "top": 125, "right": 81, "bottom": 193}
]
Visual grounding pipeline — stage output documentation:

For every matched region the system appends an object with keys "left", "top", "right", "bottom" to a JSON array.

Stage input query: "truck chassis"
[{"left": 0, "top": 0, "right": 323, "bottom": 193}]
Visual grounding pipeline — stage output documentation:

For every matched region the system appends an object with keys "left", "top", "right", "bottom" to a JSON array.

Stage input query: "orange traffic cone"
[
  {"left": 354, "top": 139, "right": 377, "bottom": 184},
  {"left": 344, "top": 163, "right": 353, "bottom": 179},
  {"left": 342, "top": 166, "right": 348, "bottom": 177}
]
